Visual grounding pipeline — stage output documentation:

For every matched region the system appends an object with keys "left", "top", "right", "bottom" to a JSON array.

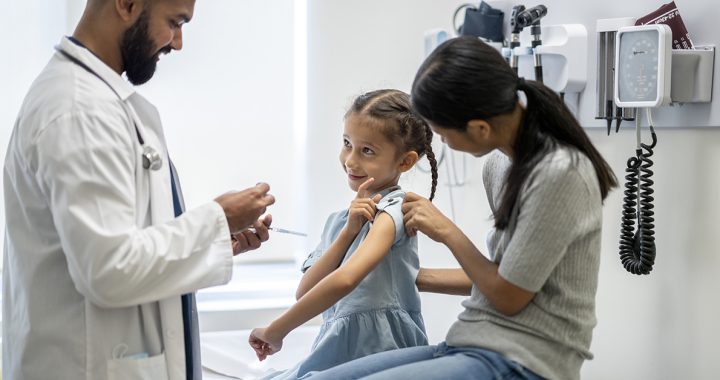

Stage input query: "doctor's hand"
[
  {"left": 345, "top": 178, "right": 382, "bottom": 236},
  {"left": 248, "top": 327, "right": 284, "bottom": 361},
  {"left": 402, "top": 192, "right": 457, "bottom": 243},
  {"left": 215, "top": 183, "right": 275, "bottom": 234},
  {"left": 231, "top": 214, "right": 272, "bottom": 255}
]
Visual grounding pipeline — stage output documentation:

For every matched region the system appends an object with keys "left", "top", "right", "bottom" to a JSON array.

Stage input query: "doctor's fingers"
[
  {"left": 250, "top": 218, "right": 271, "bottom": 242},
  {"left": 232, "top": 230, "right": 262, "bottom": 255},
  {"left": 241, "top": 185, "right": 276, "bottom": 206},
  {"left": 222, "top": 193, "right": 276, "bottom": 231},
  {"left": 235, "top": 183, "right": 275, "bottom": 205}
]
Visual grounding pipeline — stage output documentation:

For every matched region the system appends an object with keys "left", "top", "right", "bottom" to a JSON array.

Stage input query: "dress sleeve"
[
  {"left": 374, "top": 190, "right": 406, "bottom": 246},
  {"left": 300, "top": 211, "right": 344, "bottom": 272}
]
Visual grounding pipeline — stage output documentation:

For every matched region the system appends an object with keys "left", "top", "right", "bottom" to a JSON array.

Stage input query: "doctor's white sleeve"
[{"left": 32, "top": 109, "right": 233, "bottom": 308}]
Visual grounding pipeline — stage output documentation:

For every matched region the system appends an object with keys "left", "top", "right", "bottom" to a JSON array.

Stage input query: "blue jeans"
[{"left": 306, "top": 342, "right": 544, "bottom": 380}]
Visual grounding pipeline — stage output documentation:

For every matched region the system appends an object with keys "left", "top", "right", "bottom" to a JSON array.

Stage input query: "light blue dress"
[{"left": 263, "top": 186, "right": 428, "bottom": 379}]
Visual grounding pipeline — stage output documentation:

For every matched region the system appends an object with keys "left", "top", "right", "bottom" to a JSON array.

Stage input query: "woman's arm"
[
  {"left": 442, "top": 228, "right": 534, "bottom": 315},
  {"left": 249, "top": 212, "right": 396, "bottom": 360},
  {"left": 416, "top": 268, "right": 473, "bottom": 296},
  {"left": 403, "top": 192, "right": 534, "bottom": 316}
]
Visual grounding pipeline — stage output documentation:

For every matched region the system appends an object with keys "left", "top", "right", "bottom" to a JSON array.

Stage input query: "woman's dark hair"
[
  {"left": 411, "top": 36, "right": 617, "bottom": 228},
  {"left": 346, "top": 89, "right": 438, "bottom": 201}
]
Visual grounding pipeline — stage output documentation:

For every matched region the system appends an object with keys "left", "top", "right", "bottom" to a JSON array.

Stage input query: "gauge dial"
[
  {"left": 618, "top": 30, "right": 659, "bottom": 101},
  {"left": 614, "top": 25, "right": 671, "bottom": 107}
]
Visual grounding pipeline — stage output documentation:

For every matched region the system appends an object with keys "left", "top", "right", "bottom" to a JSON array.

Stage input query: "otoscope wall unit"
[
  {"left": 511, "top": 23, "right": 588, "bottom": 94},
  {"left": 424, "top": 23, "right": 588, "bottom": 95}
]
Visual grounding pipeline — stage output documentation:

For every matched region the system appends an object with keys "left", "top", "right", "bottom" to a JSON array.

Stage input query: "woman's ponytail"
[{"left": 412, "top": 36, "right": 617, "bottom": 229}]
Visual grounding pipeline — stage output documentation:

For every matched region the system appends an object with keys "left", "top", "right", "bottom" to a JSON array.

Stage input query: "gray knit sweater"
[{"left": 446, "top": 147, "right": 603, "bottom": 380}]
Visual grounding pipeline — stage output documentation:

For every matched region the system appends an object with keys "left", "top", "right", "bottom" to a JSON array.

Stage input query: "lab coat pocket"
[{"left": 107, "top": 352, "right": 169, "bottom": 380}]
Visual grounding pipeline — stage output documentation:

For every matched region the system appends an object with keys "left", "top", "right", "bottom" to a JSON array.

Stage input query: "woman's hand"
[
  {"left": 345, "top": 178, "right": 382, "bottom": 235},
  {"left": 248, "top": 327, "right": 284, "bottom": 361},
  {"left": 402, "top": 192, "right": 456, "bottom": 243}
]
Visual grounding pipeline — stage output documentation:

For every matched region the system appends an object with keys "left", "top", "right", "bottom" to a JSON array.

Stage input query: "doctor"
[{"left": 2, "top": 0, "right": 274, "bottom": 379}]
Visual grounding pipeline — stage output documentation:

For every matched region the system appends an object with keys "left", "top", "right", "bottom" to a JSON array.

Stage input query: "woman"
[{"left": 308, "top": 36, "right": 617, "bottom": 380}]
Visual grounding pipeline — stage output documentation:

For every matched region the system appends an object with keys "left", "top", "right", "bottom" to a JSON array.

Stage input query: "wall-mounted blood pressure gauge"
[{"left": 614, "top": 24, "right": 672, "bottom": 107}]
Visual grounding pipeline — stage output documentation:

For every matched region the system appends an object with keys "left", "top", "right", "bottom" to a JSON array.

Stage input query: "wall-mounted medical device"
[
  {"left": 596, "top": 19, "right": 715, "bottom": 132},
  {"left": 502, "top": 4, "right": 549, "bottom": 84},
  {"left": 457, "top": 1, "right": 505, "bottom": 43},
  {"left": 612, "top": 24, "right": 669, "bottom": 276},
  {"left": 525, "top": 23, "right": 587, "bottom": 93},
  {"left": 614, "top": 24, "right": 673, "bottom": 108},
  {"left": 514, "top": 5, "right": 548, "bottom": 82},
  {"left": 442, "top": 2, "right": 593, "bottom": 102},
  {"left": 596, "top": 18, "right": 637, "bottom": 135}
]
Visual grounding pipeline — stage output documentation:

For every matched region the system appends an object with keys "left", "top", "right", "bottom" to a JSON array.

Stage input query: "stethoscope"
[{"left": 55, "top": 45, "right": 163, "bottom": 171}]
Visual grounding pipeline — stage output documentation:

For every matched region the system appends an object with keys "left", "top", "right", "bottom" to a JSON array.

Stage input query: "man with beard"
[{"left": 2, "top": 1, "right": 275, "bottom": 379}]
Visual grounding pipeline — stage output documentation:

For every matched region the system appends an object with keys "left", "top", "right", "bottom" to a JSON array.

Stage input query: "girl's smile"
[{"left": 339, "top": 114, "right": 407, "bottom": 194}]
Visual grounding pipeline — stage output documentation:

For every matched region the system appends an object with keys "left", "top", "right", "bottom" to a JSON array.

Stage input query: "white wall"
[
  {"left": 1, "top": 0, "right": 304, "bottom": 263},
  {"left": 306, "top": 1, "right": 720, "bottom": 379},
  {"left": 138, "top": 0, "right": 303, "bottom": 262}
]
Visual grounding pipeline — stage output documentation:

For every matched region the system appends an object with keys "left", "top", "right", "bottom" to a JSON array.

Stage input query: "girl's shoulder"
[
  {"left": 374, "top": 187, "right": 409, "bottom": 246},
  {"left": 376, "top": 188, "right": 406, "bottom": 210}
]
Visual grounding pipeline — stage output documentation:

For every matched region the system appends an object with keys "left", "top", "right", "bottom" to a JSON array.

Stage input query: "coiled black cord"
[{"left": 619, "top": 126, "right": 657, "bottom": 275}]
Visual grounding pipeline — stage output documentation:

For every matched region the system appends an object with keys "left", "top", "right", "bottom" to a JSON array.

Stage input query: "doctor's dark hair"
[
  {"left": 346, "top": 89, "right": 438, "bottom": 201},
  {"left": 411, "top": 36, "right": 617, "bottom": 229}
]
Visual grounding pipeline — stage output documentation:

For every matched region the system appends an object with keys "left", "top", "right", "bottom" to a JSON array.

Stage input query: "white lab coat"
[{"left": 2, "top": 37, "right": 233, "bottom": 380}]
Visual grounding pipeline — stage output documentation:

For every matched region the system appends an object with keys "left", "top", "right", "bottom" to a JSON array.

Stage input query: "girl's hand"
[
  {"left": 248, "top": 327, "right": 284, "bottom": 361},
  {"left": 402, "top": 192, "right": 456, "bottom": 242},
  {"left": 345, "top": 178, "right": 382, "bottom": 235}
]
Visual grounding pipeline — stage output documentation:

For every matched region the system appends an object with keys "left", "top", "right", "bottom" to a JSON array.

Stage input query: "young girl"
[{"left": 248, "top": 89, "right": 438, "bottom": 379}]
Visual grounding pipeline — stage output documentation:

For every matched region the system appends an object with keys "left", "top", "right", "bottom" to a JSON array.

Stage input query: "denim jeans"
[{"left": 306, "top": 342, "right": 544, "bottom": 380}]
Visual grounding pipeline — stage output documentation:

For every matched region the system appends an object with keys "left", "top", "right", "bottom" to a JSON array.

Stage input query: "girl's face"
[{"left": 339, "top": 114, "right": 409, "bottom": 194}]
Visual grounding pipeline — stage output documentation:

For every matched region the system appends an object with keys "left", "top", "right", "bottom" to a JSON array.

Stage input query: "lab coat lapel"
[
  {"left": 126, "top": 93, "right": 188, "bottom": 380},
  {"left": 127, "top": 94, "right": 174, "bottom": 224}
]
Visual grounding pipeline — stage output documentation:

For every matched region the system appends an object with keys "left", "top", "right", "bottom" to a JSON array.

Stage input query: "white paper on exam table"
[{"left": 201, "top": 326, "right": 319, "bottom": 379}]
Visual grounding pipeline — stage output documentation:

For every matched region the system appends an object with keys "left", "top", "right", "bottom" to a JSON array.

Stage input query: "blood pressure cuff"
[
  {"left": 460, "top": 1, "right": 505, "bottom": 42},
  {"left": 635, "top": 1, "right": 694, "bottom": 49}
]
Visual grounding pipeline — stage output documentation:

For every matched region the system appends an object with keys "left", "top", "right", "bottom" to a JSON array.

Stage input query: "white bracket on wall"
[
  {"left": 424, "top": 24, "right": 588, "bottom": 94},
  {"left": 670, "top": 45, "right": 715, "bottom": 103},
  {"left": 512, "top": 24, "right": 588, "bottom": 93}
]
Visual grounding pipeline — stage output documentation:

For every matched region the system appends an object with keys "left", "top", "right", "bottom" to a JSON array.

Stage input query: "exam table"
[{"left": 201, "top": 325, "right": 320, "bottom": 379}]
